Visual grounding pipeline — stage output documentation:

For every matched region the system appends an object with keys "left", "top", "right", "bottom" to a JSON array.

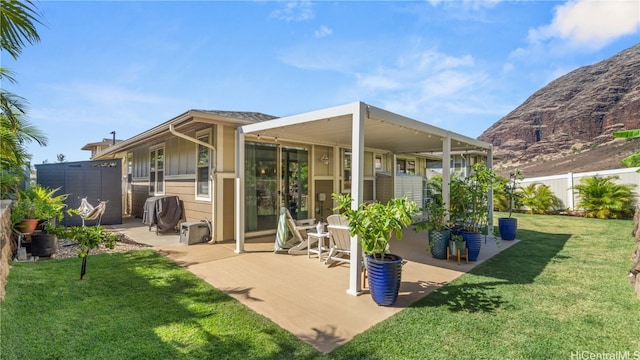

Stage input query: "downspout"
[
  {"left": 169, "top": 123, "right": 217, "bottom": 238},
  {"left": 169, "top": 124, "right": 217, "bottom": 167}
]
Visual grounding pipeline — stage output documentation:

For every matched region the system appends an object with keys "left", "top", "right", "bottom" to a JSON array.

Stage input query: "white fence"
[{"left": 520, "top": 167, "right": 640, "bottom": 211}]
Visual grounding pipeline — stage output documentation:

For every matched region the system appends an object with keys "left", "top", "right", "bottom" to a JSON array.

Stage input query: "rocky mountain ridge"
[{"left": 479, "top": 43, "right": 640, "bottom": 178}]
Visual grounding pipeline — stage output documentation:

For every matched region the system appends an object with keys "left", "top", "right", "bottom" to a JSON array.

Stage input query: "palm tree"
[
  {"left": 614, "top": 129, "right": 640, "bottom": 170},
  {"left": 520, "top": 183, "right": 563, "bottom": 215},
  {"left": 0, "top": 0, "right": 46, "bottom": 195},
  {"left": 0, "top": 0, "right": 41, "bottom": 60},
  {"left": 573, "top": 175, "right": 637, "bottom": 219}
]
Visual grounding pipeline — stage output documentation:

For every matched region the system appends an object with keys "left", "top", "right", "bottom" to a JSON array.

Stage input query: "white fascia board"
[{"left": 240, "top": 102, "right": 360, "bottom": 134}]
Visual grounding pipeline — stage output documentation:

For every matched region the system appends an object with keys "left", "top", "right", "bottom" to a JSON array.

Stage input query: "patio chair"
[
  {"left": 324, "top": 214, "right": 351, "bottom": 265},
  {"left": 273, "top": 207, "right": 318, "bottom": 254}
]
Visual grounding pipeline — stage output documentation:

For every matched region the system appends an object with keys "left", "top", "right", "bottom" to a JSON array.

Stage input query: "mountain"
[{"left": 479, "top": 43, "right": 640, "bottom": 178}]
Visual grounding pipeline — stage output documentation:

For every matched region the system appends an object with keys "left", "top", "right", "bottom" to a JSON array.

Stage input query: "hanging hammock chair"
[{"left": 77, "top": 197, "right": 108, "bottom": 227}]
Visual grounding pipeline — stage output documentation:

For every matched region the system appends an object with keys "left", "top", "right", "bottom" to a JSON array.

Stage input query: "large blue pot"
[
  {"left": 428, "top": 229, "right": 450, "bottom": 259},
  {"left": 366, "top": 254, "right": 403, "bottom": 306},
  {"left": 460, "top": 231, "right": 481, "bottom": 261},
  {"left": 498, "top": 217, "right": 517, "bottom": 241}
]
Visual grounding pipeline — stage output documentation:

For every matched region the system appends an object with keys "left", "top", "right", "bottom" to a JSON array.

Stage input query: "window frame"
[
  {"left": 195, "top": 129, "right": 212, "bottom": 201},
  {"left": 149, "top": 144, "right": 165, "bottom": 196}
]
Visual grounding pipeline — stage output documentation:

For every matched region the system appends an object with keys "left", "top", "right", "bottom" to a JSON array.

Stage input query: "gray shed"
[{"left": 35, "top": 160, "right": 122, "bottom": 226}]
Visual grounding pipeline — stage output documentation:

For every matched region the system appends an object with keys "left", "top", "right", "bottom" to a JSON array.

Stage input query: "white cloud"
[
  {"left": 314, "top": 25, "right": 332, "bottom": 38},
  {"left": 528, "top": 0, "right": 640, "bottom": 49},
  {"left": 270, "top": 1, "right": 314, "bottom": 22}
]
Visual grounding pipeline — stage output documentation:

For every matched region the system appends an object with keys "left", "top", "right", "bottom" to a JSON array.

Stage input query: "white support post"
[
  {"left": 442, "top": 135, "right": 451, "bottom": 220},
  {"left": 347, "top": 102, "right": 365, "bottom": 296},
  {"left": 235, "top": 129, "right": 245, "bottom": 253},
  {"left": 567, "top": 172, "right": 574, "bottom": 211}
]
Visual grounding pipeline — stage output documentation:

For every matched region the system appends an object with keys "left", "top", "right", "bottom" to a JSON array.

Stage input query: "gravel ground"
[{"left": 51, "top": 231, "right": 152, "bottom": 260}]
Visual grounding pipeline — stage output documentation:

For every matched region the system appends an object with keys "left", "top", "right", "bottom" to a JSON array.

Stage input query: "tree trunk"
[{"left": 630, "top": 204, "right": 640, "bottom": 300}]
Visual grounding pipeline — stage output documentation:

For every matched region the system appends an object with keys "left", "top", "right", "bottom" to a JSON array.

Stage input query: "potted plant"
[
  {"left": 333, "top": 193, "right": 418, "bottom": 306},
  {"left": 10, "top": 196, "right": 40, "bottom": 233},
  {"left": 11, "top": 184, "right": 70, "bottom": 256},
  {"left": 414, "top": 198, "right": 450, "bottom": 260},
  {"left": 10, "top": 184, "right": 69, "bottom": 232},
  {"left": 498, "top": 169, "right": 522, "bottom": 241},
  {"left": 450, "top": 163, "right": 496, "bottom": 261}
]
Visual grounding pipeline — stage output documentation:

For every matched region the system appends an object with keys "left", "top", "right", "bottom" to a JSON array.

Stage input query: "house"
[
  {"left": 81, "top": 137, "right": 123, "bottom": 159},
  {"left": 93, "top": 101, "right": 493, "bottom": 295}
]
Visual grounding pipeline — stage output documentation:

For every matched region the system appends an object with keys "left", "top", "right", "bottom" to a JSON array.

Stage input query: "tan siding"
[
  {"left": 165, "top": 179, "right": 212, "bottom": 222},
  {"left": 222, "top": 125, "right": 235, "bottom": 173}
]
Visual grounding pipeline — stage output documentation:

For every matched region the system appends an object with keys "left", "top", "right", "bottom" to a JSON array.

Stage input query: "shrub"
[
  {"left": 573, "top": 175, "right": 637, "bottom": 219},
  {"left": 520, "top": 183, "right": 563, "bottom": 215}
]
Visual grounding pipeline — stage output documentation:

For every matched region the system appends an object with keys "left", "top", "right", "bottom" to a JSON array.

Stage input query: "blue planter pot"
[
  {"left": 498, "top": 217, "right": 517, "bottom": 241},
  {"left": 366, "top": 254, "right": 403, "bottom": 306},
  {"left": 428, "top": 229, "right": 450, "bottom": 259},
  {"left": 460, "top": 231, "right": 481, "bottom": 261}
]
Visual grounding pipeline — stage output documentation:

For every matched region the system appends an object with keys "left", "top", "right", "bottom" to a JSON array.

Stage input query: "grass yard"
[{"left": 2, "top": 213, "right": 639, "bottom": 359}]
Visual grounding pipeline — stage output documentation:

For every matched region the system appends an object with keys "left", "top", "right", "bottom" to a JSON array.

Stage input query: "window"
[
  {"left": 396, "top": 158, "right": 416, "bottom": 175},
  {"left": 196, "top": 131, "right": 211, "bottom": 200},
  {"left": 342, "top": 149, "right": 352, "bottom": 192},
  {"left": 149, "top": 145, "right": 164, "bottom": 195}
]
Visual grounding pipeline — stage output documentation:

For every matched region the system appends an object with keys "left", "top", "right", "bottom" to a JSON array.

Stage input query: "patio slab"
[{"left": 110, "top": 218, "right": 518, "bottom": 353}]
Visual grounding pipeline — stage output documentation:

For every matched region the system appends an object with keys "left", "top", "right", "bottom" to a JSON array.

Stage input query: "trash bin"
[{"left": 179, "top": 221, "right": 211, "bottom": 245}]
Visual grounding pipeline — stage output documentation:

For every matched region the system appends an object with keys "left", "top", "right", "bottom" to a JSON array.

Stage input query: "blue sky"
[{"left": 5, "top": 0, "right": 640, "bottom": 164}]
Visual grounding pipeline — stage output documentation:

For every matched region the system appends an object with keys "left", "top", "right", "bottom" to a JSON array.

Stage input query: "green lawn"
[{"left": 2, "top": 213, "right": 640, "bottom": 359}]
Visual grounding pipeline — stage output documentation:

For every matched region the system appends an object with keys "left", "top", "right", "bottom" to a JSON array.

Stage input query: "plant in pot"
[
  {"left": 10, "top": 184, "right": 69, "bottom": 233},
  {"left": 497, "top": 169, "right": 522, "bottom": 241},
  {"left": 11, "top": 184, "right": 70, "bottom": 257},
  {"left": 333, "top": 193, "right": 418, "bottom": 306},
  {"left": 450, "top": 163, "right": 496, "bottom": 261},
  {"left": 414, "top": 198, "right": 450, "bottom": 260}
]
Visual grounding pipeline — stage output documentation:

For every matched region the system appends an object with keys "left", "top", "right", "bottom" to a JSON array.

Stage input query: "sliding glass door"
[{"left": 244, "top": 142, "right": 309, "bottom": 232}]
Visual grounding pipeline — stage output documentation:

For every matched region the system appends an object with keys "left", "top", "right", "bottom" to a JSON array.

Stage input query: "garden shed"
[{"left": 35, "top": 160, "right": 122, "bottom": 226}]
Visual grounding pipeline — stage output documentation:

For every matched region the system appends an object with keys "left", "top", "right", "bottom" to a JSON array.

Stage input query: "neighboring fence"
[{"left": 520, "top": 167, "right": 640, "bottom": 211}]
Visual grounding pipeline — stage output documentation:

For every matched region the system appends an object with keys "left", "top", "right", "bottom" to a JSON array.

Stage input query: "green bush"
[
  {"left": 520, "top": 183, "right": 563, "bottom": 215},
  {"left": 573, "top": 175, "right": 637, "bottom": 219}
]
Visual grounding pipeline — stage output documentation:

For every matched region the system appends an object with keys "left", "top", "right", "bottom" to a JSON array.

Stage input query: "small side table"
[{"left": 308, "top": 232, "right": 330, "bottom": 261}]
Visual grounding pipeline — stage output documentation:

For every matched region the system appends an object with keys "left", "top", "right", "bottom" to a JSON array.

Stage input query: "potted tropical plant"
[
  {"left": 450, "top": 163, "right": 496, "bottom": 261},
  {"left": 10, "top": 184, "right": 69, "bottom": 231},
  {"left": 11, "top": 184, "right": 70, "bottom": 256},
  {"left": 497, "top": 169, "right": 522, "bottom": 240},
  {"left": 414, "top": 198, "right": 450, "bottom": 260},
  {"left": 333, "top": 193, "right": 418, "bottom": 306}
]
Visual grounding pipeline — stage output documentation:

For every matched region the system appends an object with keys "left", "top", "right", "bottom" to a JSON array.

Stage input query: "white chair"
[
  {"left": 281, "top": 208, "right": 318, "bottom": 255},
  {"left": 325, "top": 214, "right": 351, "bottom": 265}
]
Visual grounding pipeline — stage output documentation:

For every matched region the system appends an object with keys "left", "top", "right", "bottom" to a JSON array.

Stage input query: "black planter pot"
[
  {"left": 366, "top": 254, "right": 403, "bottom": 306},
  {"left": 428, "top": 229, "right": 450, "bottom": 260},
  {"left": 30, "top": 233, "right": 58, "bottom": 257},
  {"left": 460, "top": 231, "right": 481, "bottom": 261},
  {"left": 498, "top": 217, "right": 517, "bottom": 241}
]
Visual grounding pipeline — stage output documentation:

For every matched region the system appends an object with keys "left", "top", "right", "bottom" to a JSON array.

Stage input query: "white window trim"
[
  {"left": 195, "top": 129, "right": 212, "bottom": 201},
  {"left": 149, "top": 143, "right": 165, "bottom": 196}
]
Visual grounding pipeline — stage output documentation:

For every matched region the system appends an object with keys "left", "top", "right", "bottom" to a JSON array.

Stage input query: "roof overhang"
[
  {"left": 240, "top": 102, "right": 491, "bottom": 155},
  {"left": 93, "top": 110, "right": 272, "bottom": 159}
]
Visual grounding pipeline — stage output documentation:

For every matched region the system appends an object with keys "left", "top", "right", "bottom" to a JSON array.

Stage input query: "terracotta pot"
[{"left": 16, "top": 219, "right": 39, "bottom": 233}]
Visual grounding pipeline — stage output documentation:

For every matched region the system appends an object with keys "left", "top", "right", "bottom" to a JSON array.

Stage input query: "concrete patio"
[{"left": 109, "top": 217, "right": 518, "bottom": 353}]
